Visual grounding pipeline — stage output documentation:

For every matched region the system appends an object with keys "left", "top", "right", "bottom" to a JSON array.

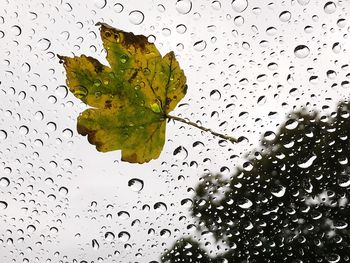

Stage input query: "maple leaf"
[{"left": 58, "top": 23, "right": 187, "bottom": 163}]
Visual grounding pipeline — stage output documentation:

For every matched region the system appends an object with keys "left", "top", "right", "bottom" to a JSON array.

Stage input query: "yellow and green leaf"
[{"left": 58, "top": 23, "right": 187, "bottom": 163}]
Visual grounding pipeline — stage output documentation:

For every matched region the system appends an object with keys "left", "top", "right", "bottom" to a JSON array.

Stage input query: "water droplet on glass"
[
  {"left": 0, "top": 177, "right": 10, "bottom": 187},
  {"left": 175, "top": 0, "right": 192, "bottom": 14},
  {"left": 176, "top": 24, "right": 187, "bottom": 34},
  {"left": 294, "top": 45, "right": 310, "bottom": 58},
  {"left": 114, "top": 3, "right": 124, "bottom": 13},
  {"left": 210, "top": 89, "right": 221, "bottom": 101},
  {"left": 0, "top": 201, "right": 8, "bottom": 210},
  {"left": 118, "top": 231, "right": 130, "bottom": 242},
  {"left": 92, "top": 239, "right": 100, "bottom": 250},
  {"left": 193, "top": 40, "right": 207, "bottom": 51},
  {"left": 58, "top": 186, "right": 68, "bottom": 196},
  {"left": 117, "top": 211, "right": 130, "bottom": 219},
  {"left": 154, "top": 202, "right": 167, "bottom": 212},
  {"left": 173, "top": 146, "right": 188, "bottom": 160},
  {"left": 238, "top": 198, "right": 253, "bottom": 209},
  {"left": 129, "top": 10, "right": 144, "bottom": 25},
  {"left": 37, "top": 38, "right": 51, "bottom": 51},
  {"left": 298, "top": 155, "right": 317, "bottom": 169},
  {"left": 94, "top": 0, "right": 107, "bottom": 9},
  {"left": 19, "top": 125, "right": 29, "bottom": 135},
  {"left": 324, "top": 2, "right": 336, "bottom": 14},
  {"left": 231, "top": 0, "right": 248, "bottom": 13},
  {"left": 105, "top": 232, "right": 115, "bottom": 241},
  {"left": 0, "top": 130, "right": 8, "bottom": 140},
  {"left": 279, "top": 11, "right": 291, "bottom": 22},
  {"left": 55, "top": 85, "right": 68, "bottom": 99},
  {"left": 128, "top": 178, "right": 144, "bottom": 192},
  {"left": 271, "top": 185, "right": 286, "bottom": 197}
]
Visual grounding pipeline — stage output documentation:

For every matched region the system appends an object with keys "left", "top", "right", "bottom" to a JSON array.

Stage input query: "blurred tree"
[{"left": 161, "top": 102, "right": 350, "bottom": 263}]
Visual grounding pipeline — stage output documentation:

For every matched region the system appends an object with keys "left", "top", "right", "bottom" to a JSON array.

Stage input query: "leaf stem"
[{"left": 166, "top": 114, "right": 237, "bottom": 143}]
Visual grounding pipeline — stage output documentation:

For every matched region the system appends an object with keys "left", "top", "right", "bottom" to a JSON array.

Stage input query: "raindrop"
[
  {"left": 58, "top": 186, "right": 68, "bottom": 196},
  {"left": 324, "top": 2, "right": 336, "bottom": 14},
  {"left": 37, "top": 38, "right": 51, "bottom": 51},
  {"left": 154, "top": 202, "right": 167, "bottom": 212},
  {"left": 19, "top": 125, "right": 29, "bottom": 135},
  {"left": 298, "top": 155, "right": 317, "bottom": 169},
  {"left": 175, "top": 0, "right": 192, "bottom": 14},
  {"left": 117, "top": 211, "right": 130, "bottom": 219},
  {"left": 231, "top": 0, "right": 248, "bottom": 13},
  {"left": 128, "top": 178, "right": 144, "bottom": 192},
  {"left": 271, "top": 185, "right": 286, "bottom": 197},
  {"left": 263, "top": 131, "right": 276, "bottom": 141},
  {"left": 118, "top": 231, "right": 130, "bottom": 242},
  {"left": 0, "top": 201, "right": 8, "bottom": 210},
  {"left": 0, "top": 177, "right": 10, "bottom": 187},
  {"left": 279, "top": 11, "right": 291, "bottom": 22},
  {"left": 34, "top": 111, "right": 44, "bottom": 120},
  {"left": 285, "top": 119, "right": 298, "bottom": 130},
  {"left": 0, "top": 130, "right": 7, "bottom": 140},
  {"left": 176, "top": 24, "right": 187, "bottom": 34},
  {"left": 338, "top": 177, "right": 350, "bottom": 187},
  {"left": 173, "top": 146, "right": 188, "bottom": 160},
  {"left": 92, "top": 239, "right": 100, "bottom": 250},
  {"left": 94, "top": 0, "right": 107, "bottom": 9},
  {"left": 128, "top": 10, "right": 145, "bottom": 25},
  {"left": 113, "top": 3, "right": 124, "bottom": 13},
  {"left": 105, "top": 232, "right": 115, "bottom": 241},
  {"left": 210, "top": 89, "right": 221, "bottom": 101},
  {"left": 238, "top": 198, "right": 253, "bottom": 209},
  {"left": 160, "top": 229, "right": 171, "bottom": 238},
  {"left": 193, "top": 40, "right": 207, "bottom": 51},
  {"left": 341, "top": 81, "right": 350, "bottom": 89},
  {"left": 55, "top": 85, "right": 68, "bottom": 99},
  {"left": 243, "top": 162, "right": 253, "bottom": 171},
  {"left": 62, "top": 128, "right": 73, "bottom": 138},
  {"left": 294, "top": 45, "right": 310, "bottom": 58}
]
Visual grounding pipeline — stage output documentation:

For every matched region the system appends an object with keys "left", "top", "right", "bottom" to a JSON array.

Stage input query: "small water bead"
[
  {"left": 193, "top": 40, "right": 207, "bottom": 51},
  {"left": 176, "top": 24, "right": 187, "bottom": 34},
  {"left": 234, "top": 16, "right": 244, "bottom": 26},
  {"left": 154, "top": 202, "right": 167, "bottom": 212},
  {"left": 117, "top": 211, "right": 130, "bottom": 219},
  {"left": 0, "top": 130, "right": 7, "bottom": 140},
  {"left": 0, "top": 177, "right": 10, "bottom": 187},
  {"left": 210, "top": 89, "right": 221, "bottom": 100},
  {"left": 160, "top": 229, "right": 171, "bottom": 238},
  {"left": 128, "top": 10, "right": 144, "bottom": 25},
  {"left": 37, "top": 38, "right": 51, "bottom": 51},
  {"left": 62, "top": 128, "right": 73, "bottom": 138},
  {"left": 279, "top": 11, "right": 291, "bottom": 22},
  {"left": 55, "top": 85, "right": 68, "bottom": 99},
  {"left": 294, "top": 45, "right": 310, "bottom": 58},
  {"left": 58, "top": 186, "right": 68, "bottom": 196},
  {"left": 0, "top": 201, "right": 8, "bottom": 210},
  {"left": 105, "top": 232, "right": 115, "bottom": 241},
  {"left": 118, "top": 231, "right": 130, "bottom": 242},
  {"left": 324, "top": 2, "right": 336, "bottom": 14},
  {"left": 113, "top": 3, "right": 124, "bottom": 13},
  {"left": 173, "top": 146, "right": 188, "bottom": 160},
  {"left": 128, "top": 178, "right": 144, "bottom": 192},
  {"left": 19, "top": 125, "right": 29, "bottom": 135},
  {"left": 231, "top": 0, "right": 248, "bottom": 13},
  {"left": 92, "top": 239, "right": 100, "bottom": 250},
  {"left": 94, "top": 0, "right": 106, "bottom": 9},
  {"left": 175, "top": 0, "right": 192, "bottom": 14}
]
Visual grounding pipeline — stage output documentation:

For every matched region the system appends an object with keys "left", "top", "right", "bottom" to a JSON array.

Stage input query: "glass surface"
[{"left": 1, "top": 0, "right": 350, "bottom": 262}]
